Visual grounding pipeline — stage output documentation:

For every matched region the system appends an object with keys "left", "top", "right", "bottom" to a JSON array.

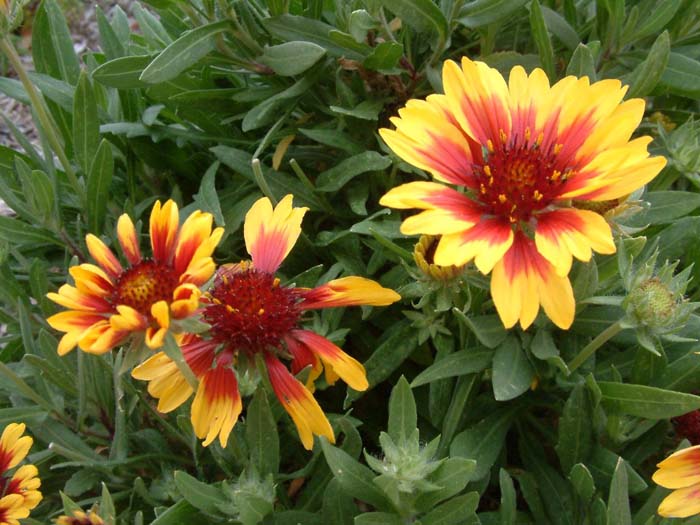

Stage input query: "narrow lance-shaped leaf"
[{"left": 140, "top": 21, "right": 230, "bottom": 83}]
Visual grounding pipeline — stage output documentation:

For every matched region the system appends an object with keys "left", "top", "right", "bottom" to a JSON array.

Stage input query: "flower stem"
[
  {"left": 0, "top": 36, "right": 81, "bottom": 197},
  {"left": 567, "top": 320, "right": 624, "bottom": 374}
]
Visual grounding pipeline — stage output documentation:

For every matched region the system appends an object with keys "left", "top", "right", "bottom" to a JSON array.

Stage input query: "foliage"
[{"left": 0, "top": 0, "right": 700, "bottom": 523}]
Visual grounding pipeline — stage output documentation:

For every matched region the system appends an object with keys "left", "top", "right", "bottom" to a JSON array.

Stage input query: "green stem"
[
  {"left": 0, "top": 36, "right": 81, "bottom": 197},
  {"left": 251, "top": 158, "right": 277, "bottom": 205},
  {"left": 567, "top": 320, "right": 624, "bottom": 374}
]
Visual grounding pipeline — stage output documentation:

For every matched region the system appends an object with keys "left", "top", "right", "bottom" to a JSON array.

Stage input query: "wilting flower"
[
  {"left": 380, "top": 57, "right": 666, "bottom": 329},
  {"left": 0, "top": 423, "right": 42, "bottom": 525},
  {"left": 47, "top": 200, "right": 223, "bottom": 355},
  {"left": 653, "top": 445, "right": 700, "bottom": 518},
  {"left": 55, "top": 509, "right": 104, "bottom": 525},
  {"left": 133, "top": 195, "right": 400, "bottom": 450}
]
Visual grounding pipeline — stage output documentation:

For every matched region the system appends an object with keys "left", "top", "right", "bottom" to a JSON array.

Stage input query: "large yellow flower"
[
  {"left": 380, "top": 57, "right": 666, "bottom": 330},
  {"left": 47, "top": 200, "right": 223, "bottom": 354},
  {"left": 133, "top": 195, "right": 400, "bottom": 450},
  {"left": 653, "top": 445, "right": 700, "bottom": 518},
  {"left": 0, "top": 423, "right": 42, "bottom": 525}
]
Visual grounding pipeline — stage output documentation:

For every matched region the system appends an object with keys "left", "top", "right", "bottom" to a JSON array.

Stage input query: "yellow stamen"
[
  {"left": 498, "top": 194, "right": 507, "bottom": 204},
  {"left": 487, "top": 139, "right": 494, "bottom": 152},
  {"left": 536, "top": 132, "right": 544, "bottom": 145},
  {"left": 524, "top": 127, "right": 531, "bottom": 142},
  {"left": 226, "top": 305, "right": 238, "bottom": 313},
  {"left": 551, "top": 170, "right": 561, "bottom": 181},
  {"left": 258, "top": 308, "right": 265, "bottom": 315},
  {"left": 533, "top": 190, "right": 543, "bottom": 201},
  {"left": 499, "top": 129, "right": 507, "bottom": 143},
  {"left": 553, "top": 143, "right": 563, "bottom": 155},
  {"left": 480, "top": 184, "right": 487, "bottom": 194},
  {"left": 483, "top": 165, "right": 492, "bottom": 177},
  {"left": 273, "top": 278, "right": 280, "bottom": 287}
]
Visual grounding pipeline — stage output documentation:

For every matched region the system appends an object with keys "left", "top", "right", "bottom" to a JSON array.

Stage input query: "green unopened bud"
[
  {"left": 660, "top": 117, "right": 700, "bottom": 179},
  {"left": 366, "top": 431, "right": 442, "bottom": 504},
  {"left": 627, "top": 277, "right": 677, "bottom": 330}
]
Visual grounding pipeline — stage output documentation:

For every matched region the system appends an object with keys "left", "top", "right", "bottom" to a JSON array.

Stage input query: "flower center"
[
  {"left": 113, "top": 260, "right": 179, "bottom": 314},
  {"left": 474, "top": 130, "right": 571, "bottom": 222},
  {"left": 203, "top": 267, "right": 302, "bottom": 354}
]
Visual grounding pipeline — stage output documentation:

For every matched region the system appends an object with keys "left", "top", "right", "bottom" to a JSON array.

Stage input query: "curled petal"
[
  {"left": 191, "top": 364, "right": 242, "bottom": 447},
  {"left": 302, "top": 277, "right": 400, "bottom": 310},
  {"left": 150, "top": 200, "right": 179, "bottom": 264},
  {"left": 0, "top": 423, "right": 31, "bottom": 473},
  {"left": 244, "top": 195, "right": 308, "bottom": 273},
  {"left": 265, "top": 354, "right": 334, "bottom": 450},
  {"left": 117, "top": 213, "right": 142, "bottom": 265},
  {"left": 85, "top": 234, "right": 122, "bottom": 279},
  {"left": 289, "top": 330, "right": 368, "bottom": 391},
  {"left": 132, "top": 352, "right": 194, "bottom": 413}
]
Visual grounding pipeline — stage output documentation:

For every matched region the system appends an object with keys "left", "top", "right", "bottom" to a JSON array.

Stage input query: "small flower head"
[
  {"left": 0, "top": 423, "right": 41, "bottom": 525},
  {"left": 621, "top": 246, "right": 697, "bottom": 333},
  {"left": 413, "top": 235, "right": 465, "bottom": 282},
  {"left": 55, "top": 509, "right": 104, "bottom": 525},
  {"left": 380, "top": 57, "right": 666, "bottom": 330},
  {"left": 653, "top": 445, "right": 700, "bottom": 518},
  {"left": 47, "top": 200, "right": 223, "bottom": 355},
  {"left": 133, "top": 195, "right": 400, "bottom": 450}
]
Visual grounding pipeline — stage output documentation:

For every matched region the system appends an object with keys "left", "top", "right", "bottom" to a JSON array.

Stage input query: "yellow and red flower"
[
  {"left": 133, "top": 195, "right": 400, "bottom": 450},
  {"left": 55, "top": 509, "right": 104, "bottom": 525},
  {"left": 380, "top": 57, "right": 666, "bottom": 330},
  {"left": 0, "top": 423, "right": 41, "bottom": 525},
  {"left": 653, "top": 445, "right": 700, "bottom": 518},
  {"left": 47, "top": 200, "right": 223, "bottom": 355}
]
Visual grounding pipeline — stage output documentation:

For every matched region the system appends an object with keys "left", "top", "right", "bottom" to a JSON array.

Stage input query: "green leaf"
[
  {"left": 81, "top": 138, "right": 111, "bottom": 233},
  {"left": 101, "top": 484, "right": 116, "bottom": 525},
  {"left": 378, "top": 0, "right": 448, "bottom": 46},
  {"left": 388, "top": 376, "right": 416, "bottom": 443},
  {"left": 354, "top": 513, "right": 403, "bottom": 525},
  {"left": 0, "top": 217, "right": 60, "bottom": 247},
  {"left": 65, "top": 470, "right": 100, "bottom": 498},
  {"left": 451, "top": 407, "right": 515, "bottom": 480},
  {"left": 410, "top": 349, "right": 493, "bottom": 387},
  {"left": 32, "top": 0, "right": 80, "bottom": 84},
  {"left": 260, "top": 42, "right": 327, "bottom": 76},
  {"left": 499, "top": 469, "right": 516, "bottom": 525},
  {"left": 316, "top": 152, "right": 391, "bottom": 192},
  {"left": 567, "top": 43, "right": 597, "bottom": 78},
  {"left": 193, "top": 162, "right": 225, "bottom": 227},
  {"left": 453, "top": 312, "right": 508, "bottom": 349},
  {"left": 598, "top": 382, "right": 700, "bottom": 418},
  {"left": 457, "top": 0, "right": 529, "bottom": 28},
  {"left": 264, "top": 15, "right": 370, "bottom": 60},
  {"left": 92, "top": 56, "right": 152, "bottom": 89},
  {"left": 556, "top": 384, "right": 593, "bottom": 473},
  {"left": 421, "top": 492, "right": 479, "bottom": 525},
  {"left": 569, "top": 463, "right": 596, "bottom": 505},
  {"left": 540, "top": 5, "right": 579, "bottom": 50},
  {"left": 659, "top": 52, "right": 700, "bottom": 99},
  {"left": 345, "top": 321, "right": 416, "bottom": 405},
  {"left": 626, "top": 31, "right": 670, "bottom": 98},
  {"left": 529, "top": 0, "right": 555, "bottom": 79},
  {"left": 631, "top": 0, "right": 682, "bottom": 42},
  {"left": 329, "top": 100, "right": 384, "bottom": 121},
  {"left": 587, "top": 447, "right": 647, "bottom": 496},
  {"left": 140, "top": 21, "right": 230, "bottom": 83},
  {"left": 364, "top": 42, "right": 403, "bottom": 72},
  {"left": 492, "top": 336, "right": 533, "bottom": 401},
  {"left": 624, "top": 191, "right": 700, "bottom": 226},
  {"left": 174, "top": 471, "right": 224, "bottom": 515},
  {"left": 322, "top": 478, "right": 357, "bottom": 525},
  {"left": 607, "top": 458, "right": 631, "bottom": 525},
  {"left": 246, "top": 389, "right": 279, "bottom": 476},
  {"left": 657, "top": 351, "right": 700, "bottom": 392},
  {"left": 96, "top": 7, "right": 125, "bottom": 60},
  {"left": 16, "top": 166, "right": 55, "bottom": 227},
  {"left": 73, "top": 71, "right": 100, "bottom": 174},
  {"left": 320, "top": 438, "right": 390, "bottom": 510},
  {"left": 150, "top": 499, "right": 200, "bottom": 524},
  {"left": 415, "top": 457, "right": 476, "bottom": 511},
  {"left": 298, "top": 128, "right": 364, "bottom": 154}
]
